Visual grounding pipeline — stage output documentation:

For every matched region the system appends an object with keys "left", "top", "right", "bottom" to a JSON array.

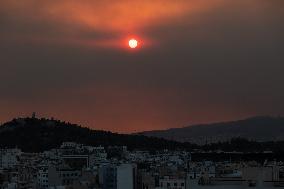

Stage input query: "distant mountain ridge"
[
  {"left": 137, "top": 116, "right": 284, "bottom": 144},
  {"left": 0, "top": 117, "right": 194, "bottom": 152}
]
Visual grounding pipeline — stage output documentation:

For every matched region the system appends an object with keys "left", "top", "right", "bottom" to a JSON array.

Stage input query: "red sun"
[{"left": 128, "top": 39, "right": 138, "bottom": 48}]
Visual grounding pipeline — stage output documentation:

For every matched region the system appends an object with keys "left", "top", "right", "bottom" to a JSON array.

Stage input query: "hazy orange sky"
[{"left": 0, "top": 0, "right": 283, "bottom": 133}]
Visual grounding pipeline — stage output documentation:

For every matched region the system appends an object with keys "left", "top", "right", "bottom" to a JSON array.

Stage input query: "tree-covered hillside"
[{"left": 0, "top": 117, "right": 195, "bottom": 152}]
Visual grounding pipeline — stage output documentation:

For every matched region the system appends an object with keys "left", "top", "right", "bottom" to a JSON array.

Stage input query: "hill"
[
  {"left": 0, "top": 117, "right": 195, "bottom": 152},
  {"left": 137, "top": 116, "right": 284, "bottom": 144}
]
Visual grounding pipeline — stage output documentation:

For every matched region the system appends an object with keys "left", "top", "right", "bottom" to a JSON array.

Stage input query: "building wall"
[
  {"left": 37, "top": 166, "right": 49, "bottom": 189},
  {"left": 0, "top": 149, "right": 21, "bottom": 169},
  {"left": 48, "top": 166, "right": 81, "bottom": 187},
  {"left": 48, "top": 166, "right": 62, "bottom": 187},
  {"left": 117, "top": 164, "right": 135, "bottom": 189},
  {"left": 100, "top": 165, "right": 117, "bottom": 189},
  {"left": 159, "top": 176, "right": 186, "bottom": 189}
]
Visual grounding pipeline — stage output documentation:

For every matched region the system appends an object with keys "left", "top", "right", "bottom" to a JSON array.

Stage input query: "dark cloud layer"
[{"left": 0, "top": 0, "right": 283, "bottom": 132}]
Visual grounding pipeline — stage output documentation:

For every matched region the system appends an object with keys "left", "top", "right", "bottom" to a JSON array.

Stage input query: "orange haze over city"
[{"left": 0, "top": 0, "right": 283, "bottom": 133}]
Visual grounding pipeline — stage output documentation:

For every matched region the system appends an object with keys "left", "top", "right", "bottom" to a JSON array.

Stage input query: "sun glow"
[{"left": 129, "top": 39, "right": 138, "bottom": 48}]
